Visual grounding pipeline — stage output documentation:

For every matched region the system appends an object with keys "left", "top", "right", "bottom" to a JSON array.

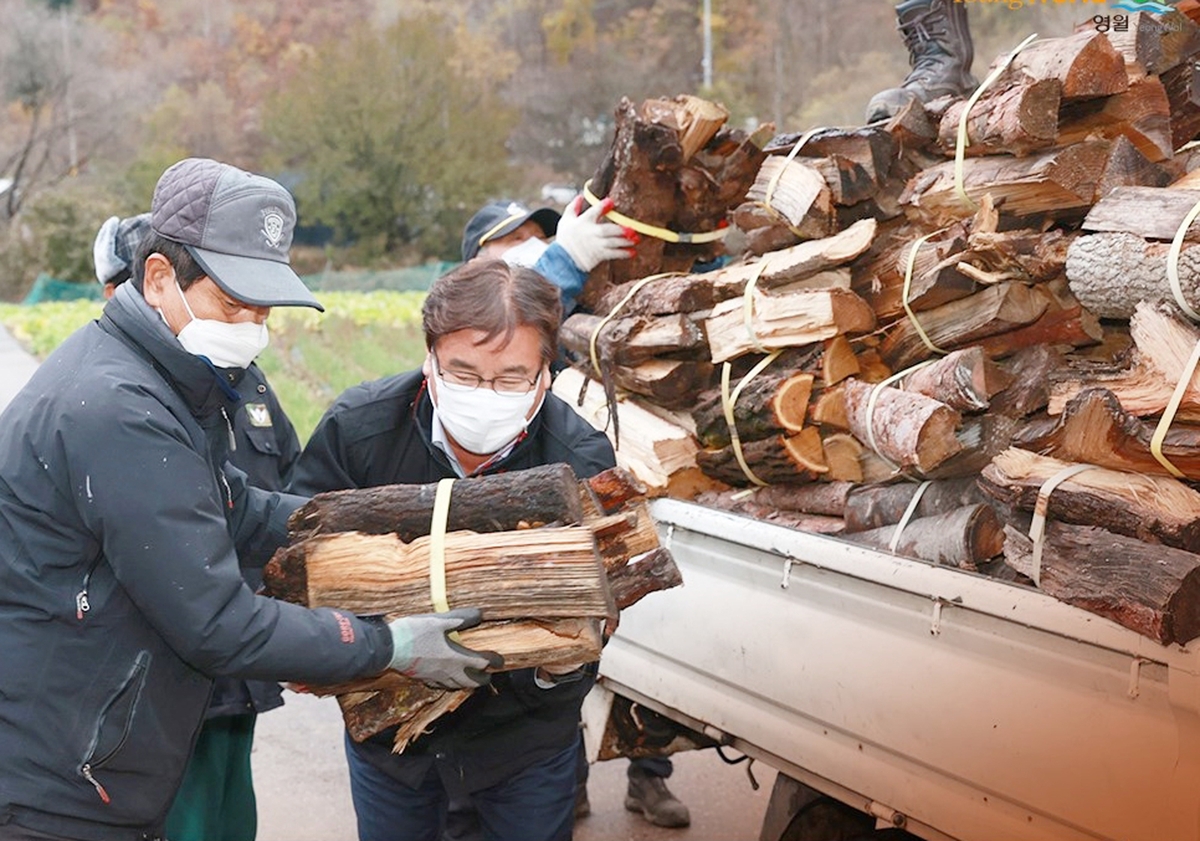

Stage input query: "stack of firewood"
[
  {"left": 262, "top": 464, "right": 681, "bottom": 752},
  {"left": 552, "top": 9, "right": 1200, "bottom": 646}
]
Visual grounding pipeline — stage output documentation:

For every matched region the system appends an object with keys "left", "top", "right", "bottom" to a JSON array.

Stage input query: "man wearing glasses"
[{"left": 287, "top": 259, "right": 615, "bottom": 841}]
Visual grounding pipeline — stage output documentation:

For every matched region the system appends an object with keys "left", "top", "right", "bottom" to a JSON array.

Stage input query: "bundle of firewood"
[
  {"left": 553, "top": 10, "right": 1200, "bottom": 646},
  {"left": 262, "top": 464, "right": 681, "bottom": 752}
]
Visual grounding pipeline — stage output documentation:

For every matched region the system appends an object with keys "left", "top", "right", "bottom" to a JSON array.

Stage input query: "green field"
[{"left": 0, "top": 291, "right": 429, "bottom": 444}]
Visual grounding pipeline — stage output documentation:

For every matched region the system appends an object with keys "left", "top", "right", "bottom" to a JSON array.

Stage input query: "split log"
[
  {"left": 821, "top": 432, "right": 865, "bottom": 482},
  {"left": 898, "top": 139, "right": 1115, "bottom": 225},
  {"left": 763, "top": 125, "right": 897, "bottom": 186},
  {"left": 1014, "top": 387, "right": 1200, "bottom": 479},
  {"left": 704, "top": 287, "right": 876, "bottom": 363},
  {"left": 842, "top": 477, "right": 987, "bottom": 533},
  {"left": 1080, "top": 186, "right": 1200, "bottom": 243},
  {"left": 607, "top": 547, "right": 685, "bottom": 610},
  {"left": 692, "top": 371, "right": 813, "bottom": 448},
  {"left": 552, "top": 365, "right": 699, "bottom": 494},
  {"left": 936, "top": 78, "right": 1061, "bottom": 157},
  {"left": 592, "top": 274, "right": 722, "bottom": 318},
  {"left": 851, "top": 225, "right": 978, "bottom": 321},
  {"left": 979, "top": 448, "right": 1200, "bottom": 551},
  {"left": 878, "top": 282, "right": 1050, "bottom": 370},
  {"left": 841, "top": 504, "right": 1004, "bottom": 571},
  {"left": 899, "top": 346, "right": 1013, "bottom": 412},
  {"left": 710, "top": 219, "right": 877, "bottom": 297},
  {"left": 1002, "top": 523, "right": 1200, "bottom": 646},
  {"left": 1056, "top": 75, "right": 1174, "bottom": 163},
  {"left": 924, "top": 413, "right": 1022, "bottom": 480},
  {"left": 967, "top": 280, "right": 1103, "bottom": 359},
  {"left": 1104, "top": 10, "right": 1200, "bottom": 76},
  {"left": 989, "top": 344, "right": 1066, "bottom": 418},
  {"left": 1163, "top": 59, "right": 1200, "bottom": 150},
  {"left": 267, "top": 527, "right": 612, "bottom": 620},
  {"left": 696, "top": 427, "right": 828, "bottom": 487},
  {"left": 582, "top": 96, "right": 768, "bottom": 306},
  {"left": 1004, "top": 29, "right": 1129, "bottom": 100},
  {"left": 694, "top": 481, "right": 857, "bottom": 517},
  {"left": 733, "top": 156, "right": 835, "bottom": 244},
  {"left": 842, "top": 377, "right": 963, "bottom": 473},
  {"left": 606, "top": 359, "right": 714, "bottom": 409},
  {"left": 560, "top": 312, "right": 707, "bottom": 368},
  {"left": 1048, "top": 301, "right": 1200, "bottom": 419},
  {"left": 285, "top": 463, "right": 583, "bottom": 544},
  {"left": 810, "top": 382, "right": 850, "bottom": 430}
]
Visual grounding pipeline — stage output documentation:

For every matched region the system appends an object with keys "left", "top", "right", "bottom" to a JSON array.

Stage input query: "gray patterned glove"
[{"left": 387, "top": 607, "right": 503, "bottom": 690}]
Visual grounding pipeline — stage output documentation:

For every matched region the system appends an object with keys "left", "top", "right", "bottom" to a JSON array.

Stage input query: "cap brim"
[{"left": 187, "top": 245, "right": 324, "bottom": 311}]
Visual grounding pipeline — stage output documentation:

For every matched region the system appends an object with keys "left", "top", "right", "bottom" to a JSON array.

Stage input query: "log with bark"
[
  {"left": 695, "top": 427, "right": 828, "bottom": 487},
  {"left": 898, "top": 346, "right": 1013, "bottom": 413},
  {"left": 841, "top": 377, "right": 963, "bottom": 473},
  {"left": 842, "top": 477, "right": 988, "bottom": 533},
  {"left": 692, "top": 369, "right": 813, "bottom": 448},
  {"left": 841, "top": 503, "right": 1004, "bottom": 571},
  {"left": 581, "top": 96, "right": 770, "bottom": 308},
  {"left": 978, "top": 448, "right": 1200, "bottom": 552},
  {"left": 1013, "top": 387, "right": 1200, "bottom": 479},
  {"left": 1002, "top": 523, "right": 1200, "bottom": 646}
]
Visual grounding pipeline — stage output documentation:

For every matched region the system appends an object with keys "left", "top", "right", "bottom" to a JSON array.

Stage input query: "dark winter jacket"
[
  {"left": 0, "top": 283, "right": 392, "bottom": 841},
  {"left": 288, "top": 368, "right": 616, "bottom": 795},
  {"left": 205, "top": 361, "right": 300, "bottom": 719}
]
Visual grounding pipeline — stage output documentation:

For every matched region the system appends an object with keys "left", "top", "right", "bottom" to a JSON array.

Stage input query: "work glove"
[
  {"left": 554, "top": 195, "right": 638, "bottom": 273},
  {"left": 387, "top": 607, "right": 503, "bottom": 690}
]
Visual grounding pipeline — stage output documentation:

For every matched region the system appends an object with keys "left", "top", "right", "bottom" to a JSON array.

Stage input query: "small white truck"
[{"left": 586, "top": 497, "right": 1200, "bottom": 841}]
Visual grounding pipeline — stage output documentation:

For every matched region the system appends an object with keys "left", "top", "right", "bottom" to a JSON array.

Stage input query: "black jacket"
[
  {"left": 0, "top": 283, "right": 392, "bottom": 841},
  {"left": 206, "top": 362, "right": 301, "bottom": 719},
  {"left": 289, "top": 369, "right": 616, "bottom": 795}
]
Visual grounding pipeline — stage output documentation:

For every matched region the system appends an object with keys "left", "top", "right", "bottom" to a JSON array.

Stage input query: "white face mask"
[
  {"left": 500, "top": 236, "right": 549, "bottom": 268},
  {"left": 431, "top": 368, "right": 543, "bottom": 455},
  {"left": 172, "top": 280, "right": 269, "bottom": 369}
]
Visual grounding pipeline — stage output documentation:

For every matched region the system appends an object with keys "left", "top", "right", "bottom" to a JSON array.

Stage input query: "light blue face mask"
[{"left": 173, "top": 280, "right": 269, "bottom": 369}]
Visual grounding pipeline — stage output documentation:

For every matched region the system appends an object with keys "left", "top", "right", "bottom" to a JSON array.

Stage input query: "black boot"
[
  {"left": 625, "top": 766, "right": 690, "bottom": 828},
  {"left": 865, "top": 0, "right": 977, "bottom": 123}
]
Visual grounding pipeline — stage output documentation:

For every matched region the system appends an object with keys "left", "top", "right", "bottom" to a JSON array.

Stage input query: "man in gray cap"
[
  {"left": 0, "top": 157, "right": 500, "bottom": 841},
  {"left": 92, "top": 207, "right": 305, "bottom": 841}
]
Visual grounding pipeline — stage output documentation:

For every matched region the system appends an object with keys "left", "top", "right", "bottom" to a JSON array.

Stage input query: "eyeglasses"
[{"left": 433, "top": 355, "right": 542, "bottom": 395}]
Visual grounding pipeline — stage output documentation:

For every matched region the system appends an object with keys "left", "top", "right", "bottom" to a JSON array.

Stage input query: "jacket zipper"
[
  {"left": 221, "top": 407, "right": 236, "bottom": 452},
  {"left": 76, "top": 555, "right": 103, "bottom": 620},
  {"left": 81, "top": 764, "right": 111, "bottom": 803}
]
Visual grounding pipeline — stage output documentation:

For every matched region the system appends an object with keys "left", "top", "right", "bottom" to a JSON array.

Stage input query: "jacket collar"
[{"left": 100, "top": 281, "right": 242, "bottom": 418}]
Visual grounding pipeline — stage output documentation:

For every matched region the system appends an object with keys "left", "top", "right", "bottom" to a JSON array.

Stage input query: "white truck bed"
[{"left": 595, "top": 498, "right": 1200, "bottom": 841}]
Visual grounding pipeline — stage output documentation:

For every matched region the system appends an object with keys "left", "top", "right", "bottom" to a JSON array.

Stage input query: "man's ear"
[
  {"left": 141, "top": 253, "right": 174, "bottom": 309},
  {"left": 421, "top": 352, "right": 433, "bottom": 378}
]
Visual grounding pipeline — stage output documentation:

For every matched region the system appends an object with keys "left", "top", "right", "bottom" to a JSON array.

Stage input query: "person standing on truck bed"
[
  {"left": 0, "top": 156, "right": 499, "bottom": 841},
  {"left": 93, "top": 210, "right": 303, "bottom": 841},
  {"left": 460, "top": 198, "right": 693, "bottom": 829},
  {"left": 287, "top": 259, "right": 617, "bottom": 841}
]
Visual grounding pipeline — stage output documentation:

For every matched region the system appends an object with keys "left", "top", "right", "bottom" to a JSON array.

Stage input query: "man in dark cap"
[
  {"left": 462, "top": 196, "right": 637, "bottom": 315},
  {"left": 0, "top": 157, "right": 499, "bottom": 841}
]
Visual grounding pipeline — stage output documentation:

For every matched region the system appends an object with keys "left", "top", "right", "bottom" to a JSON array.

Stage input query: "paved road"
[{"left": 1, "top": 324, "right": 774, "bottom": 840}]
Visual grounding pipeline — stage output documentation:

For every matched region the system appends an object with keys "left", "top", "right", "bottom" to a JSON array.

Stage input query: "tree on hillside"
[{"left": 263, "top": 13, "right": 516, "bottom": 260}]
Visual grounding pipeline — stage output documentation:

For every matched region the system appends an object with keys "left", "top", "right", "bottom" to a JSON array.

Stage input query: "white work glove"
[
  {"left": 387, "top": 607, "right": 503, "bottom": 690},
  {"left": 554, "top": 195, "right": 638, "bottom": 273}
]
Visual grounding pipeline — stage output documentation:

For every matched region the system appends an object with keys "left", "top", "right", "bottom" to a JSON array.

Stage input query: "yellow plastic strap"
[
  {"left": 889, "top": 480, "right": 932, "bottom": 554},
  {"left": 902, "top": 231, "right": 949, "bottom": 355},
  {"left": 741, "top": 258, "right": 773, "bottom": 354},
  {"left": 863, "top": 360, "right": 936, "bottom": 456},
  {"left": 954, "top": 33, "right": 1039, "bottom": 211},
  {"left": 1027, "top": 463, "right": 1095, "bottom": 587},
  {"left": 587, "top": 273, "right": 682, "bottom": 376},
  {"left": 1150, "top": 338, "right": 1200, "bottom": 478},
  {"left": 1166, "top": 196, "right": 1200, "bottom": 322},
  {"left": 719, "top": 351, "right": 782, "bottom": 487},
  {"left": 763, "top": 128, "right": 822, "bottom": 207},
  {"left": 582, "top": 180, "right": 729, "bottom": 244},
  {"left": 428, "top": 479, "right": 459, "bottom": 639}
]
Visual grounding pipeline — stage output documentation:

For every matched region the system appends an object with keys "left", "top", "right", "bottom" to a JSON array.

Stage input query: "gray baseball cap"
[{"left": 150, "top": 158, "right": 323, "bottom": 311}]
